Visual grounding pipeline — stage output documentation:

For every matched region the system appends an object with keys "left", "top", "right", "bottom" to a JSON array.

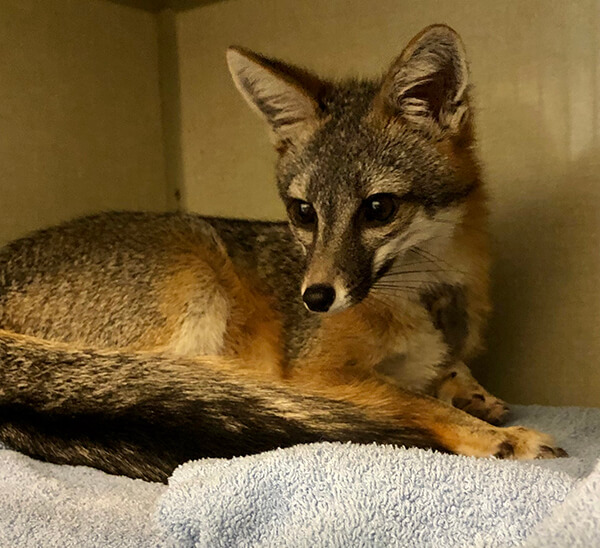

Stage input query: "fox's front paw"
[
  {"left": 436, "top": 363, "right": 511, "bottom": 426},
  {"left": 453, "top": 393, "right": 510, "bottom": 426},
  {"left": 494, "top": 426, "right": 568, "bottom": 460}
]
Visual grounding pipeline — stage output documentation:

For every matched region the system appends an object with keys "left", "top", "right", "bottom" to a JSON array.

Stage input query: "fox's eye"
[
  {"left": 361, "top": 194, "right": 398, "bottom": 226},
  {"left": 288, "top": 200, "right": 317, "bottom": 229}
]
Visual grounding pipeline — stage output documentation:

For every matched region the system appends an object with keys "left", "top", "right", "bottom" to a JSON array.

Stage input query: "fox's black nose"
[{"left": 302, "top": 284, "right": 336, "bottom": 312}]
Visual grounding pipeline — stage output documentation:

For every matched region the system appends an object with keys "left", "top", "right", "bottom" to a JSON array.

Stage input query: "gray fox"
[{"left": 0, "top": 25, "right": 565, "bottom": 482}]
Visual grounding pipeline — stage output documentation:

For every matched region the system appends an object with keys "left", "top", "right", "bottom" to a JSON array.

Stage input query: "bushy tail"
[{"left": 0, "top": 330, "right": 441, "bottom": 482}]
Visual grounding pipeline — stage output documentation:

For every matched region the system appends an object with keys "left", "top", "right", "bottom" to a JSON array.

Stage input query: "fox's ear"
[
  {"left": 378, "top": 25, "right": 469, "bottom": 136},
  {"left": 226, "top": 47, "right": 323, "bottom": 149}
]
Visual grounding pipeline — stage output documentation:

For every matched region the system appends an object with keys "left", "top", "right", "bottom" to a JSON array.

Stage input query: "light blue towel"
[
  {"left": 0, "top": 449, "right": 169, "bottom": 547},
  {"left": 522, "top": 459, "right": 600, "bottom": 548},
  {"left": 0, "top": 405, "right": 598, "bottom": 547},
  {"left": 156, "top": 405, "right": 600, "bottom": 548}
]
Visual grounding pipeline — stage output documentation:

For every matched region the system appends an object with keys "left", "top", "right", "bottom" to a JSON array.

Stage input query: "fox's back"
[{"left": 0, "top": 212, "right": 308, "bottom": 354}]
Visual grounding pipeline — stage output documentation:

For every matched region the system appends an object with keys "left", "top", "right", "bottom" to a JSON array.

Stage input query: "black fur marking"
[
  {"left": 403, "top": 181, "right": 478, "bottom": 213},
  {"left": 420, "top": 284, "right": 468, "bottom": 360},
  {"left": 373, "top": 257, "right": 396, "bottom": 283},
  {"left": 494, "top": 441, "right": 514, "bottom": 459}
]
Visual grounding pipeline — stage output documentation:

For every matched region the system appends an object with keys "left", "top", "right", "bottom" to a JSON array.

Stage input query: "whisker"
[
  {"left": 374, "top": 279, "right": 435, "bottom": 284},
  {"left": 383, "top": 255, "right": 465, "bottom": 276},
  {"left": 381, "top": 267, "right": 452, "bottom": 276},
  {"left": 371, "top": 286, "right": 420, "bottom": 292},
  {"left": 372, "top": 279, "right": 427, "bottom": 287},
  {"left": 410, "top": 247, "right": 447, "bottom": 274},
  {"left": 384, "top": 262, "right": 435, "bottom": 271},
  {"left": 370, "top": 287, "right": 420, "bottom": 298},
  {"left": 413, "top": 245, "right": 466, "bottom": 275},
  {"left": 371, "top": 283, "right": 428, "bottom": 290},
  {"left": 411, "top": 246, "right": 437, "bottom": 263},
  {"left": 403, "top": 250, "right": 438, "bottom": 267}
]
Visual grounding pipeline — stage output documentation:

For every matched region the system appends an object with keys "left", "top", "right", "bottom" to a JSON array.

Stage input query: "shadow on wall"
[{"left": 474, "top": 98, "right": 600, "bottom": 406}]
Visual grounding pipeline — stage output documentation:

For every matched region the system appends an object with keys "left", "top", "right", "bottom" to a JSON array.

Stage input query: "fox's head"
[{"left": 227, "top": 25, "right": 480, "bottom": 314}]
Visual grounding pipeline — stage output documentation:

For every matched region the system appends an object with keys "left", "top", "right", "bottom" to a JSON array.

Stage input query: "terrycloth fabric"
[
  {"left": 156, "top": 405, "right": 600, "bottom": 548},
  {"left": 522, "top": 459, "right": 600, "bottom": 548},
  {"left": 0, "top": 449, "right": 169, "bottom": 547},
  {"left": 0, "top": 405, "right": 597, "bottom": 547}
]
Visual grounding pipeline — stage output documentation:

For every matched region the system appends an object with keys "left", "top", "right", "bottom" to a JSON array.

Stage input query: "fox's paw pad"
[
  {"left": 494, "top": 426, "right": 568, "bottom": 460},
  {"left": 453, "top": 393, "right": 510, "bottom": 426}
]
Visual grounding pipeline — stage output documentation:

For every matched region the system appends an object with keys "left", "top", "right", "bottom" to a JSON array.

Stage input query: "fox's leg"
[
  {"left": 305, "top": 378, "right": 564, "bottom": 460},
  {"left": 434, "top": 362, "right": 510, "bottom": 425},
  {"left": 419, "top": 400, "right": 561, "bottom": 459}
]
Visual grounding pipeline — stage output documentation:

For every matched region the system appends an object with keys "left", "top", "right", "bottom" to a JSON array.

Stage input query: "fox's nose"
[{"left": 302, "top": 284, "right": 336, "bottom": 312}]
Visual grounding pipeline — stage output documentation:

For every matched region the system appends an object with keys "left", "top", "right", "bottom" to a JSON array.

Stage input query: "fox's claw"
[
  {"left": 453, "top": 393, "right": 510, "bottom": 426},
  {"left": 493, "top": 426, "right": 568, "bottom": 460}
]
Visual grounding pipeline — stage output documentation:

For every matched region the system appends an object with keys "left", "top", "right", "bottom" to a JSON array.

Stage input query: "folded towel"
[
  {"left": 157, "top": 405, "right": 600, "bottom": 548},
  {"left": 521, "top": 459, "right": 600, "bottom": 548}
]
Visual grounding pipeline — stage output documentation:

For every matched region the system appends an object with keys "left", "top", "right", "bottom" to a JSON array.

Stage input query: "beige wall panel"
[
  {"left": 176, "top": 0, "right": 600, "bottom": 406},
  {"left": 0, "top": 0, "right": 167, "bottom": 245}
]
